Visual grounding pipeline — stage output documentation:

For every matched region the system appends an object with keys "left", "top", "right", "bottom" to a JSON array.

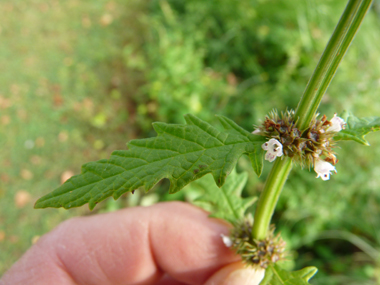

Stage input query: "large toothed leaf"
[
  {"left": 334, "top": 111, "right": 380, "bottom": 146},
  {"left": 260, "top": 264, "right": 318, "bottom": 285},
  {"left": 190, "top": 168, "right": 256, "bottom": 224},
  {"left": 216, "top": 115, "right": 264, "bottom": 177},
  {"left": 35, "top": 114, "right": 265, "bottom": 210},
  {"left": 248, "top": 148, "right": 264, "bottom": 177}
]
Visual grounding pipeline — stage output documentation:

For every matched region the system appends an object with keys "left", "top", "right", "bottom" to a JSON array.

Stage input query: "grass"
[{"left": 0, "top": 0, "right": 147, "bottom": 274}]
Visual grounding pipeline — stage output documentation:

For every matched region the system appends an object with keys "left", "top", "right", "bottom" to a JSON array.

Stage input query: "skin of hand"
[{"left": 0, "top": 201, "right": 265, "bottom": 285}]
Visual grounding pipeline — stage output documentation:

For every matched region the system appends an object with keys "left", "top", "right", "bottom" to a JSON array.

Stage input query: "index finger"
[{"left": 1, "top": 202, "right": 239, "bottom": 285}]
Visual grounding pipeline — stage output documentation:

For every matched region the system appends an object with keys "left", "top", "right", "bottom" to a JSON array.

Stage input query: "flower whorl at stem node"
[
  {"left": 224, "top": 216, "right": 286, "bottom": 268},
  {"left": 252, "top": 110, "right": 345, "bottom": 180}
]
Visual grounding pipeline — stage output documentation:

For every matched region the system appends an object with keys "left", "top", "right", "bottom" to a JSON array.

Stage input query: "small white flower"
[
  {"left": 252, "top": 129, "right": 261, "bottom": 134},
  {"left": 314, "top": 158, "right": 337, "bottom": 181},
  {"left": 262, "top": 138, "right": 283, "bottom": 162},
  {"left": 327, "top": 114, "right": 345, "bottom": 133},
  {"left": 221, "top": 234, "right": 233, "bottom": 247}
]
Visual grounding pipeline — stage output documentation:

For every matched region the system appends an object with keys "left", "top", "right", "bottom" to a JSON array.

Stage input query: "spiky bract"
[
  {"left": 254, "top": 110, "right": 338, "bottom": 167},
  {"left": 229, "top": 217, "right": 286, "bottom": 268}
]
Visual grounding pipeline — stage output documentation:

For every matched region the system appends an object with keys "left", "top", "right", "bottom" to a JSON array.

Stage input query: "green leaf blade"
[
  {"left": 35, "top": 114, "right": 265, "bottom": 210},
  {"left": 260, "top": 264, "right": 318, "bottom": 285},
  {"left": 334, "top": 111, "right": 380, "bottom": 145},
  {"left": 216, "top": 114, "right": 253, "bottom": 137},
  {"left": 249, "top": 148, "right": 264, "bottom": 177},
  {"left": 193, "top": 169, "right": 257, "bottom": 224}
]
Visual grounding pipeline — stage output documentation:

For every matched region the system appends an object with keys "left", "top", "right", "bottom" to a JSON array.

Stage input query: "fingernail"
[
  {"left": 222, "top": 266, "right": 265, "bottom": 285},
  {"left": 205, "top": 262, "right": 265, "bottom": 285}
]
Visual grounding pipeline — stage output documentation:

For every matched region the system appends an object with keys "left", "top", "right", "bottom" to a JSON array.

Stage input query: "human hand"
[{"left": 1, "top": 202, "right": 265, "bottom": 285}]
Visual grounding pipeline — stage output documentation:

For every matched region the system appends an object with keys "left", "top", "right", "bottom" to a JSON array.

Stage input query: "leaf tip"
[
  {"left": 248, "top": 150, "right": 264, "bottom": 177},
  {"left": 88, "top": 200, "right": 97, "bottom": 210},
  {"left": 34, "top": 200, "right": 43, "bottom": 209},
  {"left": 302, "top": 266, "right": 318, "bottom": 281},
  {"left": 152, "top": 122, "right": 166, "bottom": 134},
  {"left": 34, "top": 194, "right": 51, "bottom": 209},
  {"left": 255, "top": 170, "right": 262, "bottom": 178},
  {"left": 184, "top": 113, "right": 197, "bottom": 125},
  {"left": 168, "top": 180, "right": 179, "bottom": 194},
  {"left": 214, "top": 174, "right": 226, "bottom": 188}
]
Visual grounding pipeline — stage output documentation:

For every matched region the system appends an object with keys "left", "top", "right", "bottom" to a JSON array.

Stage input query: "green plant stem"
[
  {"left": 252, "top": 0, "right": 372, "bottom": 240},
  {"left": 252, "top": 157, "right": 292, "bottom": 240},
  {"left": 295, "top": 0, "right": 373, "bottom": 130}
]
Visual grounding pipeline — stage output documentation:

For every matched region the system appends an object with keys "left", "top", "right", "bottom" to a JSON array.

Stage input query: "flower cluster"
[
  {"left": 253, "top": 110, "right": 345, "bottom": 181},
  {"left": 223, "top": 217, "right": 286, "bottom": 268}
]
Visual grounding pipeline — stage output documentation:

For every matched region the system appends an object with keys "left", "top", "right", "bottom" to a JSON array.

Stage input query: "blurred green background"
[{"left": 1, "top": 0, "right": 380, "bottom": 283}]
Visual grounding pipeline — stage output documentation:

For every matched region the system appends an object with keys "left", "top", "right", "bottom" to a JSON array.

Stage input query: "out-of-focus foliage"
[
  {"left": 1, "top": 0, "right": 380, "bottom": 283},
  {"left": 334, "top": 111, "right": 380, "bottom": 145},
  {"left": 0, "top": 0, "right": 147, "bottom": 274}
]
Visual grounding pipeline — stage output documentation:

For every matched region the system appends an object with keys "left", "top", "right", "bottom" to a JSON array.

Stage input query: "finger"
[
  {"left": 204, "top": 262, "right": 266, "bottom": 285},
  {"left": 1, "top": 202, "right": 239, "bottom": 285},
  {"left": 148, "top": 202, "right": 239, "bottom": 284},
  {"left": 155, "top": 274, "right": 188, "bottom": 285}
]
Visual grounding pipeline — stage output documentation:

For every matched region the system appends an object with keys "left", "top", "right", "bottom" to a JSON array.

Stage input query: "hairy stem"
[
  {"left": 295, "top": 0, "right": 373, "bottom": 130},
  {"left": 252, "top": 0, "right": 372, "bottom": 240}
]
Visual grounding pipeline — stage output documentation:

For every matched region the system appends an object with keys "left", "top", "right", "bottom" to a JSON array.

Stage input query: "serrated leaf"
[
  {"left": 191, "top": 168, "right": 256, "bottom": 224},
  {"left": 35, "top": 114, "right": 265, "bottom": 210},
  {"left": 217, "top": 115, "right": 264, "bottom": 177},
  {"left": 334, "top": 111, "right": 380, "bottom": 145},
  {"left": 216, "top": 115, "right": 253, "bottom": 137},
  {"left": 260, "top": 264, "right": 317, "bottom": 285},
  {"left": 249, "top": 148, "right": 264, "bottom": 177}
]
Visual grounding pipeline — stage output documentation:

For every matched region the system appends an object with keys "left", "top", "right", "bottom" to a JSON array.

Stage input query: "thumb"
[{"left": 204, "top": 262, "right": 266, "bottom": 285}]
